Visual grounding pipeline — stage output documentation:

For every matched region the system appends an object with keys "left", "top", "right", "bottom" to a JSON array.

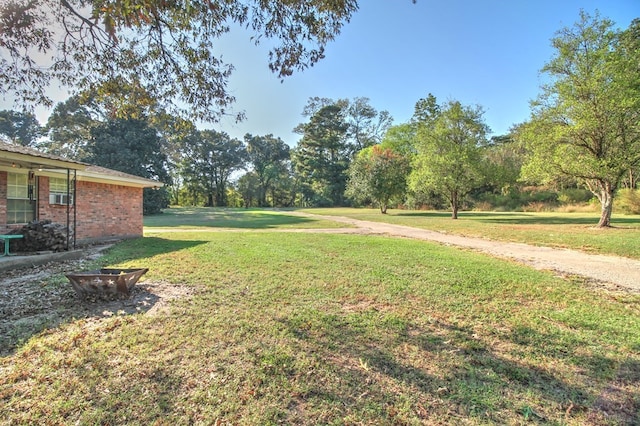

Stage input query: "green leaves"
[
  {"left": 244, "top": 134, "right": 291, "bottom": 207},
  {"left": 294, "top": 104, "right": 351, "bottom": 206},
  {"left": 409, "top": 99, "right": 489, "bottom": 218},
  {"left": 0, "top": 109, "right": 43, "bottom": 147},
  {"left": 0, "top": 0, "right": 359, "bottom": 122},
  {"left": 346, "top": 145, "right": 410, "bottom": 213},
  {"left": 179, "top": 129, "right": 247, "bottom": 207},
  {"left": 519, "top": 12, "right": 640, "bottom": 226}
]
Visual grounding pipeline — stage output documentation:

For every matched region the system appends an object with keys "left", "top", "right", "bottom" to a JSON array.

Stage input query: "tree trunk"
[
  {"left": 597, "top": 183, "right": 614, "bottom": 227},
  {"left": 259, "top": 187, "right": 267, "bottom": 207},
  {"left": 380, "top": 203, "right": 387, "bottom": 214},
  {"left": 215, "top": 184, "right": 226, "bottom": 207},
  {"left": 450, "top": 191, "right": 459, "bottom": 219}
]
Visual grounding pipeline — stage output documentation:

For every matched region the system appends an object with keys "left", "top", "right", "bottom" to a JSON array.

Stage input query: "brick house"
[{"left": 0, "top": 141, "right": 162, "bottom": 247}]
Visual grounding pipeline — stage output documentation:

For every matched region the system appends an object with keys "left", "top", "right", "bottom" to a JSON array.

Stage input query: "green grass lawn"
[
  {"left": 300, "top": 207, "right": 640, "bottom": 259},
  {"left": 1, "top": 208, "right": 639, "bottom": 424},
  {"left": 143, "top": 206, "right": 351, "bottom": 230}
]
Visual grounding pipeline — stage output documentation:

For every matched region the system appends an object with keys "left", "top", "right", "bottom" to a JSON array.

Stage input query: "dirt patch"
[
  {"left": 588, "top": 359, "right": 640, "bottom": 425},
  {"left": 0, "top": 252, "right": 194, "bottom": 356}
]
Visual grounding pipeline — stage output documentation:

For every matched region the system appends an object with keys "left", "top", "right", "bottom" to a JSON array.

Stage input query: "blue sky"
[
  {"left": 11, "top": 0, "right": 639, "bottom": 147},
  {"left": 211, "top": 0, "right": 637, "bottom": 146}
]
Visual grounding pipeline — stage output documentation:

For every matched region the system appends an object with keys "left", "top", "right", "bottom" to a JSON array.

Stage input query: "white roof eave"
[
  {"left": 76, "top": 170, "right": 164, "bottom": 188},
  {"left": 35, "top": 168, "right": 163, "bottom": 189}
]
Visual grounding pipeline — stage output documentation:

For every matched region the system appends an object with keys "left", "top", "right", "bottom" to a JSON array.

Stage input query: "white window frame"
[
  {"left": 7, "top": 173, "right": 35, "bottom": 224},
  {"left": 49, "top": 177, "right": 74, "bottom": 205}
]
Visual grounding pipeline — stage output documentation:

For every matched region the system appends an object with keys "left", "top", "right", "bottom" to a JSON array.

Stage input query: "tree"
[
  {"left": 269, "top": 166, "right": 297, "bottom": 207},
  {"left": 43, "top": 96, "right": 99, "bottom": 159},
  {"left": 88, "top": 117, "right": 170, "bottom": 178},
  {"left": 346, "top": 145, "right": 410, "bottom": 213},
  {"left": 87, "top": 117, "right": 171, "bottom": 214},
  {"left": 299, "top": 96, "right": 393, "bottom": 156},
  {"left": 44, "top": 91, "right": 196, "bottom": 199},
  {"left": 147, "top": 111, "right": 198, "bottom": 206},
  {"left": 380, "top": 123, "right": 418, "bottom": 157},
  {"left": 410, "top": 100, "right": 489, "bottom": 219},
  {"left": 42, "top": 93, "right": 196, "bottom": 212},
  {"left": 244, "top": 134, "right": 290, "bottom": 207},
  {"left": 0, "top": 110, "right": 42, "bottom": 146},
  {"left": 180, "top": 130, "right": 247, "bottom": 207},
  {"left": 344, "top": 97, "right": 393, "bottom": 154},
  {"left": 518, "top": 13, "right": 640, "bottom": 227},
  {"left": 236, "top": 172, "right": 260, "bottom": 208},
  {"left": 410, "top": 93, "right": 441, "bottom": 126},
  {"left": 482, "top": 134, "right": 524, "bottom": 195},
  {"left": 0, "top": 0, "right": 360, "bottom": 121},
  {"left": 293, "top": 104, "right": 350, "bottom": 206}
]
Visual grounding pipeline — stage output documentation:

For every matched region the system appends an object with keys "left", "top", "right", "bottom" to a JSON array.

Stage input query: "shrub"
[
  {"left": 472, "top": 201, "right": 493, "bottom": 211},
  {"left": 615, "top": 189, "right": 640, "bottom": 214},
  {"left": 473, "top": 188, "right": 558, "bottom": 211},
  {"left": 558, "top": 188, "right": 593, "bottom": 204},
  {"left": 555, "top": 203, "right": 599, "bottom": 213},
  {"left": 522, "top": 201, "right": 552, "bottom": 212},
  {"left": 144, "top": 187, "right": 170, "bottom": 215}
]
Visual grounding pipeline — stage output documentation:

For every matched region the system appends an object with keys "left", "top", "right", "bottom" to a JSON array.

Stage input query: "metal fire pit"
[{"left": 66, "top": 268, "right": 149, "bottom": 299}]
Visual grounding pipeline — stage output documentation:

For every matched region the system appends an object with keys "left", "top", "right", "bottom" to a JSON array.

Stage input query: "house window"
[
  {"left": 49, "top": 177, "right": 74, "bottom": 205},
  {"left": 7, "top": 173, "right": 35, "bottom": 224}
]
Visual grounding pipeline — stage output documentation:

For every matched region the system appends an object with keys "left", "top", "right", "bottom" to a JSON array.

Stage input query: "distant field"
[
  {"left": 300, "top": 207, "right": 640, "bottom": 259},
  {"left": 2, "top": 208, "right": 638, "bottom": 424}
]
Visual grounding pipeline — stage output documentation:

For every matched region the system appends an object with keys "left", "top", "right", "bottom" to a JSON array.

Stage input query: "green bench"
[{"left": 0, "top": 235, "right": 23, "bottom": 256}]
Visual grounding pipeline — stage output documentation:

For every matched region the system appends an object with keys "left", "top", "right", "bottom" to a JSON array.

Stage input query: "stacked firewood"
[{"left": 8, "top": 220, "right": 72, "bottom": 253}]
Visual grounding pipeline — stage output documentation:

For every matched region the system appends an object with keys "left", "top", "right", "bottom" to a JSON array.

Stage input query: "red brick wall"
[
  {"left": 2, "top": 172, "right": 144, "bottom": 243},
  {"left": 75, "top": 181, "right": 143, "bottom": 242},
  {"left": 39, "top": 177, "right": 143, "bottom": 243},
  {"left": 37, "top": 175, "right": 49, "bottom": 221}
]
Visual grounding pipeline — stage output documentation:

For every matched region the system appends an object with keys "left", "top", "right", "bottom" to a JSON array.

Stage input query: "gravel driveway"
[{"left": 291, "top": 212, "right": 640, "bottom": 294}]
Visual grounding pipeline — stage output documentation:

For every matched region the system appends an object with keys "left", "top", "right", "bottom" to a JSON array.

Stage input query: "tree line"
[{"left": 1, "top": 11, "right": 638, "bottom": 227}]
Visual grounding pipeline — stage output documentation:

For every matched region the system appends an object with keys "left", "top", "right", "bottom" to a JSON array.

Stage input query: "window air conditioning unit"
[{"left": 50, "top": 193, "right": 74, "bottom": 205}]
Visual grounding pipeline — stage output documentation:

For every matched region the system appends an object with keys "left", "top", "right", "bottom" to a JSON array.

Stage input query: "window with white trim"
[
  {"left": 7, "top": 173, "right": 35, "bottom": 224},
  {"left": 49, "top": 177, "right": 74, "bottom": 205}
]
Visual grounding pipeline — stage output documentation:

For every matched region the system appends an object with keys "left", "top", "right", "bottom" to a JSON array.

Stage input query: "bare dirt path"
[{"left": 289, "top": 212, "right": 640, "bottom": 294}]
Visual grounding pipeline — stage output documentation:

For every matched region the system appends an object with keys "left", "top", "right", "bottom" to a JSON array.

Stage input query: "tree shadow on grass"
[
  {"left": 395, "top": 211, "right": 454, "bottom": 219},
  {"left": 210, "top": 211, "right": 326, "bottom": 229},
  {"left": 145, "top": 208, "right": 327, "bottom": 229},
  {"left": 276, "top": 309, "right": 638, "bottom": 424},
  {"left": 102, "top": 236, "right": 209, "bottom": 262},
  {"left": 396, "top": 211, "right": 640, "bottom": 227},
  {"left": 476, "top": 215, "right": 640, "bottom": 226}
]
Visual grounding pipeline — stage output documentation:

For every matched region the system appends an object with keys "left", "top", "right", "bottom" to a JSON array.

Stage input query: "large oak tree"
[
  {"left": 518, "top": 13, "right": 640, "bottom": 227},
  {"left": 87, "top": 117, "right": 171, "bottom": 214}
]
